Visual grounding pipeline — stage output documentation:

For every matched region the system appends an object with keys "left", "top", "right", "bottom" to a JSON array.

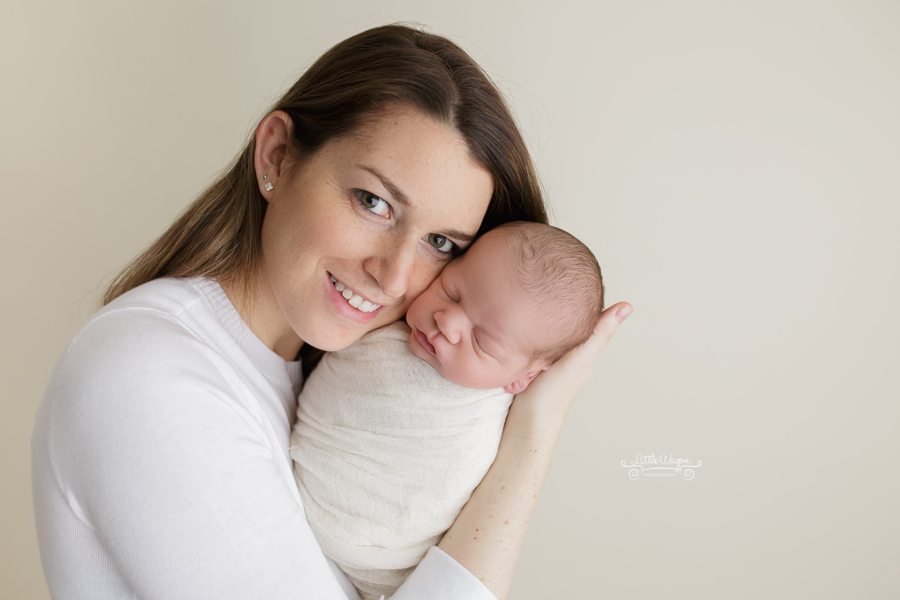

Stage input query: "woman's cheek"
[{"left": 410, "top": 259, "right": 447, "bottom": 302}]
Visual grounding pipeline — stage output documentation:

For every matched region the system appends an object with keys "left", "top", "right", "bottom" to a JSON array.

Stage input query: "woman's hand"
[{"left": 508, "top": 301, "right": 633, "bottom": 437}]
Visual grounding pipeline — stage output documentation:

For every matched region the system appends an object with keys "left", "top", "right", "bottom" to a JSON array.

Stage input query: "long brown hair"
[{"left": 102, "top": 24, "right": 547, "bottom": 312}]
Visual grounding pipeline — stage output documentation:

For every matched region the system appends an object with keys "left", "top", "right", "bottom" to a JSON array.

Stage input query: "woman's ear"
[
  {"left": 503, "top": 362, "right": 550, "bottom": 395},
  {"left": 253, "top": 110, "right": 294, "bottom": 199}
]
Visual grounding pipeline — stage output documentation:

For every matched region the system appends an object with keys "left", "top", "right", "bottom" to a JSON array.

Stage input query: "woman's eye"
[
  {"left": 426, "top": 233, "right": 457, "bottom": 255},
  {"left": 355, "top": 190, "right": 391, "bottom": 218}
]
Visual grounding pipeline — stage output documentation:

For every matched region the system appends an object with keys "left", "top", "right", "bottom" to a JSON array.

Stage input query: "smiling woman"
[
  {"left": 240, "top": 103, "right": 494, "bottom": 356},
  {"left": 31, "top": 23, "right": 631, "bottom": 600}
]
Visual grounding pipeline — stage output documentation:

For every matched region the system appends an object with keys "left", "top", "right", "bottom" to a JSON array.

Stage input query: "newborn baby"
[{"left": 290, "top": 221, "right": 604, "bottom": 600}]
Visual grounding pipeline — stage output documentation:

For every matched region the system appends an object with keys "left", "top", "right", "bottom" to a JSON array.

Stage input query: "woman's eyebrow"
[
  {"left": 360, "top": 165, "right": 410, "bottom": 207},
  {"left": 359, "top": 164, "right": 476, "bottom": 243},
  {"left": 445, "top": 229, "right": 475, "bottom": 244}
]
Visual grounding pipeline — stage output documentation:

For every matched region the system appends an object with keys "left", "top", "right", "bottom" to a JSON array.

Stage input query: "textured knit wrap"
[{"left": 289, "top": 322, "right": 512, "bottom": 600}]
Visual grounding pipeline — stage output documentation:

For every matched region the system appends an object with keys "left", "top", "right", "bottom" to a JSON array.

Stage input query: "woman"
[{"left": 31, "top": 24, "right": 632, "bottom": 599}]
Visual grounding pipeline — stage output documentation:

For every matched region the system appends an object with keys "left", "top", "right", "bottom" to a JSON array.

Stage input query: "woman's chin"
[{"left": 303, "top": 314, "right": 396, "bottom": 352}]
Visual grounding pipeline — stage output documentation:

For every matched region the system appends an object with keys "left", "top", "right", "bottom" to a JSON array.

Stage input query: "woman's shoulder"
[
  {"left": 96, "top": 275, "right": 215, "bottom": 323},
  {"left": 84, "top": 274, "right": 248, "bottom": 347},
  {"left": 34, "top": 279, "right": 302, "bottom": 556},
  {"left": 65, "top": 277, "right": 213, "bottom": 368},
  {"left": 47, "top": 277, "right": 252, "bottom": 414},
  {"left": 40, "top": 276, "right": 273, "bottom": 459}
]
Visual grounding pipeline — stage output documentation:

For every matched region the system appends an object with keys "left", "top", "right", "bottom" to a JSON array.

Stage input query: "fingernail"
[{"left": 615, "top": 304, "right": 633, "bottom": 323}]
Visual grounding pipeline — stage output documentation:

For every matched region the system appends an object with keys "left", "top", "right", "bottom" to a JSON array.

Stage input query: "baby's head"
[{"left": 405, "top": 222, "right": 604, "bottom": 393}]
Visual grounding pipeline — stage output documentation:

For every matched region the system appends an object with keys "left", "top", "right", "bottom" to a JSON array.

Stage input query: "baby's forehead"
[
  {"left": 459, "top": 227, "right": 521, "bottom": 269},
  {"left": 454, "top": 228, "right": 552, "bottom": 298},
  {"left": 458, "top": 258, "right": 569, "bottom": 340}
]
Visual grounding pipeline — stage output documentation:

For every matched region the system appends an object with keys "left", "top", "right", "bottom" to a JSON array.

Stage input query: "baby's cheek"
[{"left": 449, "top": 354, "right": 481, "bottom": 388}]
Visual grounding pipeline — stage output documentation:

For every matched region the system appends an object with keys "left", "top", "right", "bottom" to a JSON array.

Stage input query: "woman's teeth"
[{"left": 330, "top": 276, "right": 381, "bottom": 313}]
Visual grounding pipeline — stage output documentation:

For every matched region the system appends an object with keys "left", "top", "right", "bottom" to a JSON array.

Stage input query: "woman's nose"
[
  {"left": 364, "top": 240, "right": 419, "bottom": 300},
  {"left": 433, "top": 307, "right": 468, "bottom": 345}
]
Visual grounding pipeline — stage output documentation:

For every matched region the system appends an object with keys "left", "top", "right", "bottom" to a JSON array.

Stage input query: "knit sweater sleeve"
[{"left": 33, "top": 301, "right": 497, "bottom": 600}]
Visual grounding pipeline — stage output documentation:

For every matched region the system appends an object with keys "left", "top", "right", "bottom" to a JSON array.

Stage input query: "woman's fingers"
[
  {"left": 523, "top": 301, "right": 633, "bottom": 395},
  {"left": 569, "top": 301, "right": 633, "bottom": 378},
  {"left": 558, "top": 301, "right": 633, "bottom": 373},
  {"left": 587, "top": 301, "right": 633, "bottom": 352},
  {"left": 508, "top": 301, "right": 633, "bottom": 427}
]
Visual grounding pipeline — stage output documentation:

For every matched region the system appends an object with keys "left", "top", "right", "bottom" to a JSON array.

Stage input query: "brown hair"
[
  {"left": 102, "top": 24, "right": 547, "bottom": 311},
  {"left": 493, "top": 222, "right": 604, "bottom": 364}
]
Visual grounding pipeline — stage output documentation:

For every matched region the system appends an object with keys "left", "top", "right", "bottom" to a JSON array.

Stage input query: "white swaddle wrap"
[{"left": 289, "top": 322, "right": 512, "bottom": 600}]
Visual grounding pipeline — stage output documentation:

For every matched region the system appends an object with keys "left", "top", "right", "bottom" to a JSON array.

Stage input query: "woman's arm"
[
  {"left": 435, "top": 302, "right": 633, "bottom": 599},
  {"left": 32, "top": 309, "right": 357, "bottom": 600}
]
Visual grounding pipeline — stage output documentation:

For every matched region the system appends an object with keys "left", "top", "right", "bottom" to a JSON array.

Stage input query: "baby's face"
[{"left": 405, "top": 231, "right": 550, "bottom": 393}]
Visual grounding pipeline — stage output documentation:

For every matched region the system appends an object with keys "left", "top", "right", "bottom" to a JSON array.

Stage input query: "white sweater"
[{"left": 31, "top": 276, "right": 496, "bottom": 600}]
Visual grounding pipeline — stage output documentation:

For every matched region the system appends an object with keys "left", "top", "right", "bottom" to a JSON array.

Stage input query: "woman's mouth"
[{"left": 329, "top": 275, "right": 382, "bottom": 314}]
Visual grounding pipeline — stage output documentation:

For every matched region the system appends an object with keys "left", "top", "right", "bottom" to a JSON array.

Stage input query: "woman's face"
[{"left": 255, "top": 105, "right": 493, "bottom": 358}]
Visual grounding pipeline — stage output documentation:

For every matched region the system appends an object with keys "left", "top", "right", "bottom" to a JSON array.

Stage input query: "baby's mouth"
[
  {"left": 414, "top": 328, "right": 436, "bottom": 356},
  {"left": 329, "top": 275, "right": 382, "bottom": 314}
]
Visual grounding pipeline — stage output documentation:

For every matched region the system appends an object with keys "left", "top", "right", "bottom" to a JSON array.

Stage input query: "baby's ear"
[{"left": 503, "top": 362, "right": 550, "bottom": 394}]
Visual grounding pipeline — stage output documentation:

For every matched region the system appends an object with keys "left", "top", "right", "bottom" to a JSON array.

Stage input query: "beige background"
[{"left": 3, "top": 1, "right": 899, "bottom": 598}]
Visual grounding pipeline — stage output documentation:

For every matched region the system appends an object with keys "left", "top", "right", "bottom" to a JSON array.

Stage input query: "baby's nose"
[{"left": 434, "top": 309, "right": 464, "bottom": 345}]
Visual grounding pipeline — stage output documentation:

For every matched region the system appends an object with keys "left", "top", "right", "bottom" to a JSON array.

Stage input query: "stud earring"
[{"left": 263, "top": 174, "right": 274, "bottom": 192}]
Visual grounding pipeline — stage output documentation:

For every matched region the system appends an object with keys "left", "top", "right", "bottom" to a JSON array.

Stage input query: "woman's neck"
[{"left": 220, "top": 272, "right": 303, "bottom": 361}]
